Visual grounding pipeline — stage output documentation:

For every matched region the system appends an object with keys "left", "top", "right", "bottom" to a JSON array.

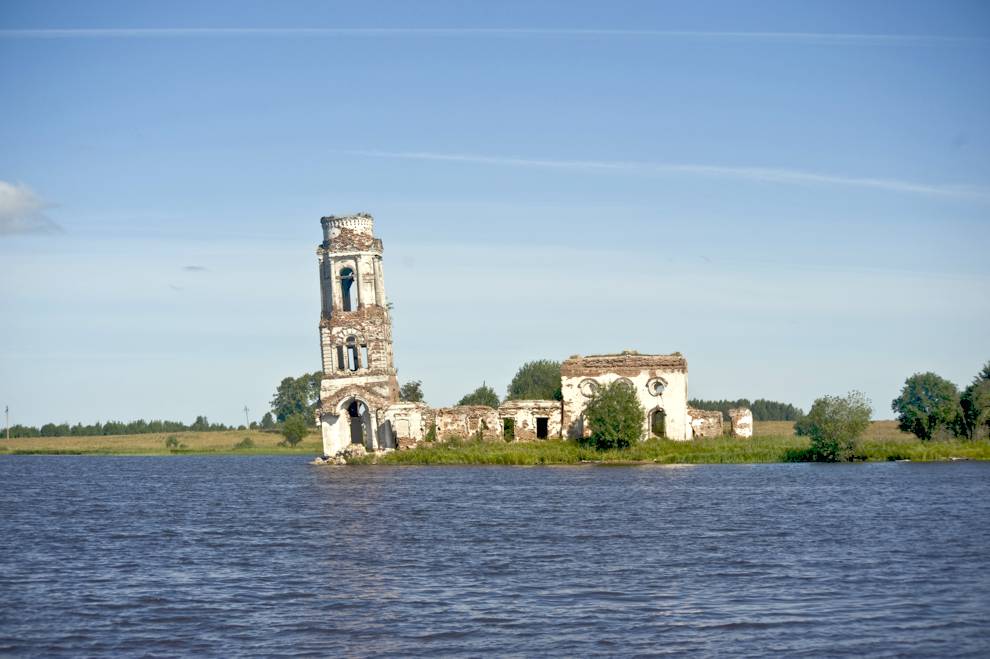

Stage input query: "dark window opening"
[
  {"left": 651, "top": 409, "right": 667, "bottom": 438},
  {"left": 336, "top": 346, "right": 345, "bottom": 371},
  {"left": 536, "top": 417, "right": 549, "bottom": 439},
  {"left": 503, "top": 418, "right": 515, "bottom": 441},
  {"left": 340, "top": 267, "right": 356, "bottom": 311}
]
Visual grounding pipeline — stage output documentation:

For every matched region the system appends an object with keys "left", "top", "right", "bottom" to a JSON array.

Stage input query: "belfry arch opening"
[
  {"left": 346, "top": 335, "right": 360, "bottom": 371},
  {"left": 339, "top": 267, "right": 356, "bottom": 311}
]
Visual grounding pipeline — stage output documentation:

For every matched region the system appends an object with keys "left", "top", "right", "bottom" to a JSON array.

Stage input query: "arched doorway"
[
  {"left": 346, "top": 399, "right": 370, "bottom": 446},
  {"left": 650, "top": 408, "right": 667, "bottom": 439}
]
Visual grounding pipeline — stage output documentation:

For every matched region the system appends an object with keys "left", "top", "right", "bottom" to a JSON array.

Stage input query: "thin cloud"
[
  {"left": 0, "top": 28, "right": 982, "bottom": 46},
  {"left": 0, "top": 181, "right": 61, "bottom": 235},
  {"left": 183, "top": 265, "right": 208, "bottom": 272},
  {"left": 340, "top": 150, "right": 990, "bottom": 201}
]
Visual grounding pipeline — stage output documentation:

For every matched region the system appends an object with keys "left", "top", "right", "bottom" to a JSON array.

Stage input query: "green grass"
[
  {"left": 350, "top": 431, "right": 990, "bottom": 466},
  {"left": 0, "top": 429, "right": 321, "bottom": 456}
]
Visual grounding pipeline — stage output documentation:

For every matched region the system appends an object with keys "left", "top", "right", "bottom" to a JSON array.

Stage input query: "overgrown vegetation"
[
  {"left": 506, "top": 360, "right": 562, "bottom": 401},
  {"left": 688, "top": 398, "right": 803, "bottom": 421},
  {"left": 399, "top": 380, "right": 425, "bottom": 403},
  {"left": 271, "top": 372, "right": 321, "bottom": 422},
  {"left": 891, "top": 362, "right": 990, "bottom": 442},
  {"left": 351, "top": 430, "right": 990, "bottom": 466},
  {"left": 794, "top": 391, "right": 873, "bottom": 462},
  {"left": 457, "top": 383, "right": 500, "bottom": 408},
  {"left": 280, "top": 413, "right": 309, "bottom": 447},
  {"left": 581, "top": 380, "right": 645, "bottom": 450}
]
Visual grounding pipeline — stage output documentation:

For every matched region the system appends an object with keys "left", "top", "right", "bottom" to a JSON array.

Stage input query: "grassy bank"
[
  {"left": 0, "top": 429, "right": 321, "bottom": 455},
  {"left": 4, "top": 421, "right": 988, "bottom": 463},
  {"left": 351, "top": 421, "right": 990, "bottom": 465}
]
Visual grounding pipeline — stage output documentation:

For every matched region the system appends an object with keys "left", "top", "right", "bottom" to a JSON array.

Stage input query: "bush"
[
  {"left": 581, "top": 380, "right": 645, "bottom": 450},
  {"left": 280, "top": 413, "right": 309, "bottom": 447},
  {"left": 164, "top": 435, "right": 186, "bottom": 451},
  {"left": 233, "top": 437, "right": 255, "bottom": 450},
  {"left": 804, "top": 391, "right": 872, "bottom": 462}
]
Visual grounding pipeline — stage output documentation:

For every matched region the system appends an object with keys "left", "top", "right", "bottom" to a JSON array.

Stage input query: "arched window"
[
  {"left": 339, "top": 267, "right": 356, "bottom": 311},
  {"left": 651, "top": 409, "right": 667, "bottom": 438},
  {"left": 346, "top": 335, "right": 360, "bottom": 371}
]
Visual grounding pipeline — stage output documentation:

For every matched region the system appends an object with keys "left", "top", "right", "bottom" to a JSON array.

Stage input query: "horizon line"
[
  {"left": 0, "top": 27, "right": 984, "bottom": 45},
  {"left": 338, "top": 149, "right": 990, "bottom": 201}
]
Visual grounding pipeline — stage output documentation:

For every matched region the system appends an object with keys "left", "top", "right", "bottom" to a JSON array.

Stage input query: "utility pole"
[
  {"left": 243, "top": 405, "right": 250, "bottom": 428},
  {"left": 5, "top": 405, "right": 8, "bottom": 441}
]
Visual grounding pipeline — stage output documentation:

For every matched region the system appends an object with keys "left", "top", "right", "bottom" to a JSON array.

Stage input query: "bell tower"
[{"left": 316, "top": 213, "right": 399, "bottom": 454}]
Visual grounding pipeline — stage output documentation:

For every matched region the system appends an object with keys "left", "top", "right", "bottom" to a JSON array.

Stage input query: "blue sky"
[{"left": 1, "top": 0, "right": 988, "bottom": 426}]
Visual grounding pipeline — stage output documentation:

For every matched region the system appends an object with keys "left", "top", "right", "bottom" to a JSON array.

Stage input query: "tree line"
[
  {"left": 1, "top": 415, "right": 258, "bottom": 439},
  {"left": 687, "top": 399, "right": 803, "bottom": 421}
]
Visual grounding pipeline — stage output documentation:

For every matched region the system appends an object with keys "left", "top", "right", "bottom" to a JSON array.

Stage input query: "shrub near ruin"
[{"left": 581, "top": 380, "right": 646, "bottom": 450}]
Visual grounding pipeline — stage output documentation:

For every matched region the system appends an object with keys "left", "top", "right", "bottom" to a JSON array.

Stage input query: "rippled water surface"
[{"left": 1, "top": 458, "right": 989, "bottom": 657}]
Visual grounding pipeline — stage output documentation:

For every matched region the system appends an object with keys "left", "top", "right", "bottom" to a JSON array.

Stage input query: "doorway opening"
[
  {"left": 651, "top": 409, "right": 667, "bottom": 438},
  {"left": 347, "top": 399, "right": 369, "bottom": 445}
]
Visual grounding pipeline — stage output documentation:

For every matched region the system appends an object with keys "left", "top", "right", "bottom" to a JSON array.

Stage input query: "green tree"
[
  {"left": 399, "top": 380, "right": 425, "bottom": 402},
  {"left": 458, "top": 383, "right": 500, "bottom": 408},
  {"left": 958, "top": 362, "right": 990, "bottom": 440},
  {"left": 190, "top": 415, "right": 210, "bottom": 432},
  {"left": 506, "top": 360, "right": 562, "bottom": 401},
  {"left": 805, "top": 391, "right": 873, "bottom": 462},
  {"left": 271, "top": 372, "right": 321, "bottom": 422},
  {"left": 260, "top": 412, "right": 276, "bottom": 429},
  {"left": 582, "top": 380, "right": 645, "bottom": 450},
  {"left": 891, "top": 372, "right": 960, "bottom": 441},
  {"left": 280, "top": 413, "right": 309, "bottom": 447}
]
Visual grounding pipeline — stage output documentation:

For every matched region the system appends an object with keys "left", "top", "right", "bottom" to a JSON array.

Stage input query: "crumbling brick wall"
[
  {"left": 729, "top": 408, "right": 754, "bottom": 439},
  {"left": 498, "top": 400, "right": 562, "bottom": 440},
  {"left": 687, "top": 408, "right": 724, "bottom": 438},
  {"left": 383, "top": 402, "right": 432, "bottom": 449},
  {"left": 434, "top": 406, "right": 501, "bottom": 441}
]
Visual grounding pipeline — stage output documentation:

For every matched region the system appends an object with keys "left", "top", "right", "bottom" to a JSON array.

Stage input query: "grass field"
[
  {"left": 351, "top": 420, "right": 990, "bottom": 465},
  {"left": 3, "top": 421, "right": 988, "bottom": 462},
  {"left": 0, "top": 429, "right": 322, "bottom": 455}
]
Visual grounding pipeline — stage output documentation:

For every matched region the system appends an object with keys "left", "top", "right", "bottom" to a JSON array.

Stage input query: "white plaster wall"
[{"left": 561, "top": 370, "right": 690, "bottom": 441}]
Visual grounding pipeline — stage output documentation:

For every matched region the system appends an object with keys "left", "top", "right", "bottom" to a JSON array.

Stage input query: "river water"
[{"left": 0, "top": 457, "right": 988, "bottom": 657}]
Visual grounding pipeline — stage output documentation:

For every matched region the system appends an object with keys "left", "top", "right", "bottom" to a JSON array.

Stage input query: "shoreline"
[{"left": 4, "top": 423, "right": 988, "bottom": 463}]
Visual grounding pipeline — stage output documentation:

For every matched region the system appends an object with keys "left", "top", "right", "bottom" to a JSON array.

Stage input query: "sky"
[{"left": 1, "top": 0, "right": 988, "bottom": 427}]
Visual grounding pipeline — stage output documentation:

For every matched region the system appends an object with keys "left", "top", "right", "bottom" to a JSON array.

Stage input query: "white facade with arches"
[{"left": 561, "top": 352, "right": 692, "bottom": 441}]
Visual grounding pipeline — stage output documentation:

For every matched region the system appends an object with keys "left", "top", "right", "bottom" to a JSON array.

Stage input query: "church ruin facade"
[{"left": 315, "top": 213, "right": 750, "bottom": 457}]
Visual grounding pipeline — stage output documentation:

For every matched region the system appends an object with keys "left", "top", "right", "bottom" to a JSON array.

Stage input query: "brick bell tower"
[{"left": 316, "top": 213, "right": 399, "bottom": 454}]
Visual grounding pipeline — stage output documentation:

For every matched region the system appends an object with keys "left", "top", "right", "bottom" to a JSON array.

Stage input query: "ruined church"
[{"left": 315, "top": 213, "right": 751, "bottom": 457}]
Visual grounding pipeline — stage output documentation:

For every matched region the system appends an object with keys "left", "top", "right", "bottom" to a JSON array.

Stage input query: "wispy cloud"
[
  {"left": 340, "top": 149, "right": 990, "bottom": 201},
  {"left": 0, "top": 181, "right": 61, "bottom": 235},
  {"left": 0, "top": 28, "right": 982, "bottom": 46},
  {"left": 183, "top": 265, "right": 208, "bottom": 272}
]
